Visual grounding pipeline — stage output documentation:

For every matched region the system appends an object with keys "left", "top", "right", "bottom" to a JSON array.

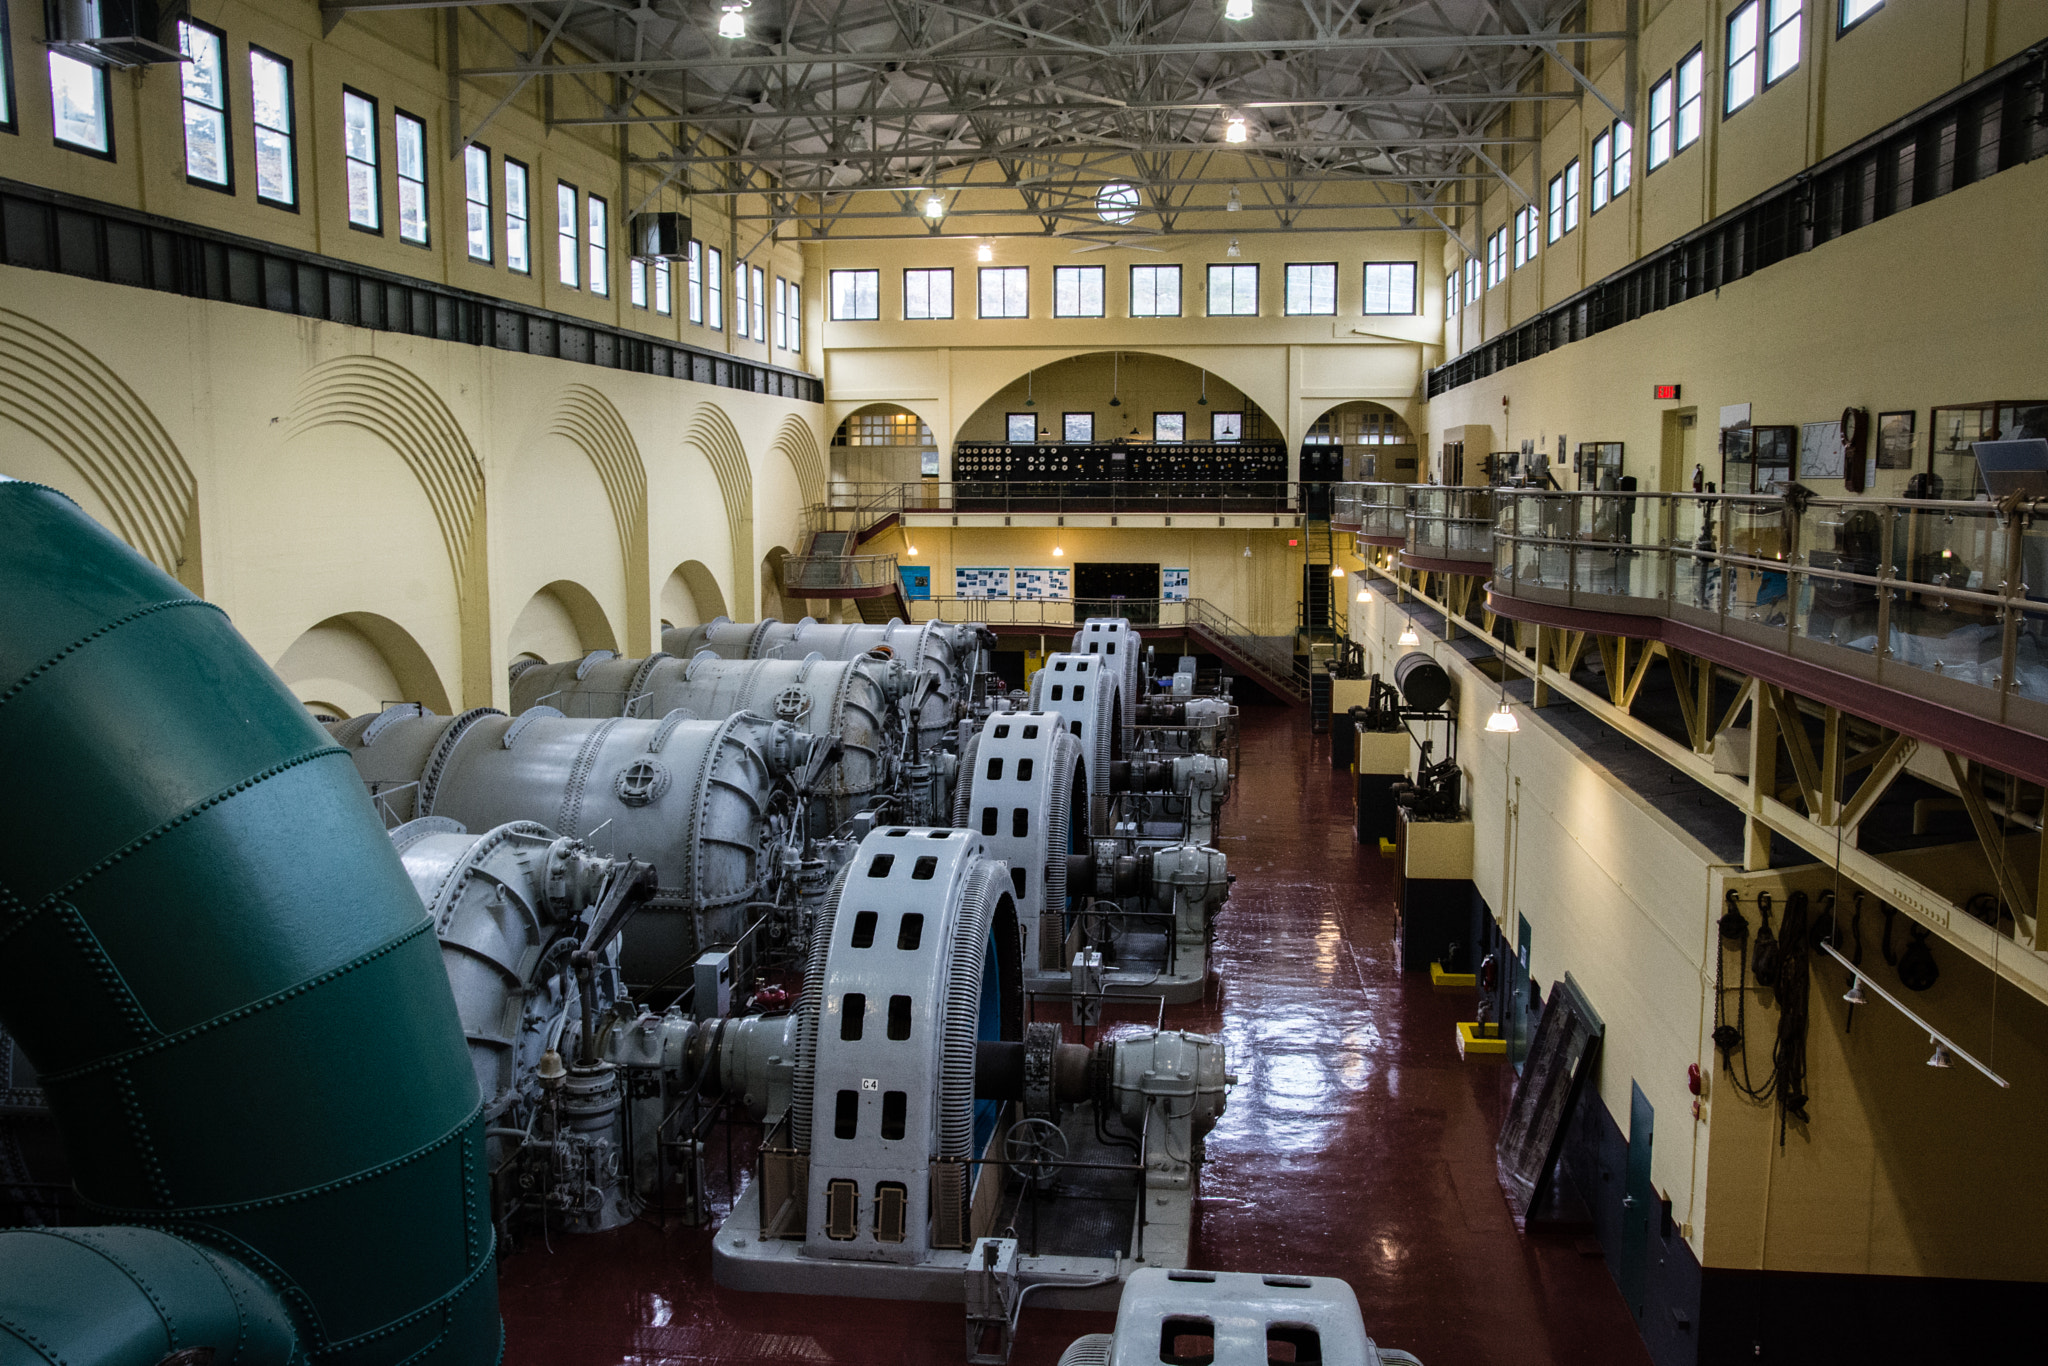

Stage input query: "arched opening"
[
  {"left": 830, "top": 404, "right": 938, "bottom": 488},
  {"left": 1303, "top": 400, "right": 1419, "bottom": 483},
  {"left": 959, "top": 353, "right": 1277, "bottom": 448},
  {"left": 508, "top": 580, "right": 619, "bottom": 664},
  {"left": 660, "top": 559, "right": 727, "bottom": 632},
  {"left": 273, "top": 612, "right": 453, "bottom": 718},
  {"left": 760, "top": 546, "right": 793, "bottom": 621}
]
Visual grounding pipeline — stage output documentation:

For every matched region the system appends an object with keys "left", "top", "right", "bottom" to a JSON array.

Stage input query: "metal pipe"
[{"left": 0, "top": 481, "right": 500, "bottom": 1363}]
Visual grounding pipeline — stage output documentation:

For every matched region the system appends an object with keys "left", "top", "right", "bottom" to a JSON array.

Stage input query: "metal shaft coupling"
[{"left": 1103, "top": 1030, "right": 1232, "bottom": 1144}]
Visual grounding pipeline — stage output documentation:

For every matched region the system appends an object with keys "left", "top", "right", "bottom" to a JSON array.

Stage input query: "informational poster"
[
  {"left": 1799, "top": 421, "right": 1847, "bottom": 480},
  {"left": 897, "top": 565, "right": 931, "bottom": 600},
  {"left": 955, "top": 566, "right": 1011, "bottom": 599},
  {"left": 1162, "top": 568, "right": 1190, "bottom": 602},
  {"left": 1013, "top": 566, "right": 1071, "bottom": 600}
]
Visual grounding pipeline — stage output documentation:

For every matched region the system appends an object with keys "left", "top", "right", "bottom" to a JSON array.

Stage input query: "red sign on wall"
[{"left": 1653, "top": 384, "right": 1682, "bottom": 400}]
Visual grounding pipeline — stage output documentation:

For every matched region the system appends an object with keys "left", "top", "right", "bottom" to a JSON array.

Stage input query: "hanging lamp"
[{"left": 1109, "top": 352, "right": 1122, "bottom": 407}]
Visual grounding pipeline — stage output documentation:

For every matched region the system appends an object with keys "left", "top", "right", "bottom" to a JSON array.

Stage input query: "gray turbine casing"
[
  {"left": 332, "top": 707, "right": 811, "bottom": 983},
  {"left": 1027, "top": 652, "right": 1122, "bottom": 801},
  {"left": 951, "top": 713, "right": 1087, "bottom": 973},
  {"left": 1071, "top": 618, "right": 1141, "bottom": 735},
  {"left": 512, "top": 650, "right": 902, "bottom": 833},
  {"left": 666, "top": 616, "right": 985, "bottom": 751}
]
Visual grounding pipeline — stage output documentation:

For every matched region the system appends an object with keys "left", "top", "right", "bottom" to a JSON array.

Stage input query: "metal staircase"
[{"left": 1182, "top": 600, "right": 1310, "bottom": 708}]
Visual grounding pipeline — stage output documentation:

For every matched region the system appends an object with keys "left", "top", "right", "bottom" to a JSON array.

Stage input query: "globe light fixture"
[
  {"left": 924, "top": 194, "right": 945, "bottom": 220},
  {"left": 718, "top": 2, "right": 748, "bottom": 38},
  {"left": 1225, "top": 0, "right": 1253, "bottom": 20},
  {"left": 1225, "top": 114, "right": 1249, "bottom": 144}
]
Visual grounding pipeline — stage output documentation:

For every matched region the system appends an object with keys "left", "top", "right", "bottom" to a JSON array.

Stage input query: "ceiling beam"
[
  {"left": 456, "top": 32, "right": 1631, "bottom": 80},
  {"left": 549, "top": 90, "right": 1584, "bottom": 127},
  {"left": 628, "top": 136, "right": 1537, "bottom": 169}
]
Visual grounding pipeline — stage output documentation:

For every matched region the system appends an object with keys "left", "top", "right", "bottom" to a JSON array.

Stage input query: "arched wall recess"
[
  {"left": 284, "top": 355, "right": 492, "bottom": 707},
  {"left": 683, "top": 403, "right": 754, "bottom": 619},
  {"left": 662, "top": 559, "right": 726, "bottom": 629},
  {"left": 548, "top": 384, "right": 652, "bottom": 652},
  {"left": 273, "top": 611, "right": 454, "bottom": 718},
  {"left": 0, "top": 307, "right": 201, "bottom": 591}
]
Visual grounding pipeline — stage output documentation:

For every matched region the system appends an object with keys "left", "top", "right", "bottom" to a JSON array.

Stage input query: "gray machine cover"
[
  {"left": 664, "top": 617, "right": 985, "bottom": 751},
  {"left": 331, "top": 707, "right": 820, "bottom": 983},
  {"left": 510, "top": 651, "right": 902, "bottom": 834}
]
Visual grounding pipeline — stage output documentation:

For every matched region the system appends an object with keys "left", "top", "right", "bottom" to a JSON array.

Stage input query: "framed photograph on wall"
[{"left": 1876, "top": 411, "right": 1916, "bottom": 470}]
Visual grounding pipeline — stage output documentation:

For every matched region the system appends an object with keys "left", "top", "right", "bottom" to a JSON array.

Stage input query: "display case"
[
  {"left": 1928, "top": 401, "right": 2048, "bottom": 498},
  {"left": 1574, "top": 442, "right": 1625, "bottom": 490}
]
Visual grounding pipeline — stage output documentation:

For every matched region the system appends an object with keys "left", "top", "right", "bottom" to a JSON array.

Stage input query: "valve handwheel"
[{"left": 1004, "top": 1117, "right": 1070, "bottom": 1185}]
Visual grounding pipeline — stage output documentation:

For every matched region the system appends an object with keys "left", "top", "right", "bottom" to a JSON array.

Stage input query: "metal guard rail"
[
  {"left": 1485, "top": 487, "right": 2048, "bottom": 724},
  {"left": 811, "top": 481, "right": 1307, "bottom": 522},
  {"left": 780, "top": 554, "right": 900, "bottom": 594}
]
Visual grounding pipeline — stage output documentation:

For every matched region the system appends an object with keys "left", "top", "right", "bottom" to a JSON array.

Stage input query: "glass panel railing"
[{"left": 1489, "top": 488, "right": 2048, "bottom": 717}]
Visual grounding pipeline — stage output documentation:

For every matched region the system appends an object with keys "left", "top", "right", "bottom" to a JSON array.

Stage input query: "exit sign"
[{"left": 1654, "top": 384, "right": 1682, "bottom": 400}]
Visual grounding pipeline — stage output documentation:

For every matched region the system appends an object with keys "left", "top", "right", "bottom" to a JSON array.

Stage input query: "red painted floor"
[{"left": 498, "top": 705, "right": 1651, "bottom": 1366}]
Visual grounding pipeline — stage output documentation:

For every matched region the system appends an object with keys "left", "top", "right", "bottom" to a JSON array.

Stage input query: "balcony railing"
[
  {"left": 779, "top": 554, "right": 901, "bottom": 596},
  {"left": 1487, "top": 489, "right": 2048, "bottom": 724},
  {"left": 1329, "top": 482, "right": 1494, "bottom": 566},
  {"left": 1331, "top": 481, "right": 1408, "bottom": 542},
  {"left": 815, "top": 481, "right": 1305, "bottom": 524}
]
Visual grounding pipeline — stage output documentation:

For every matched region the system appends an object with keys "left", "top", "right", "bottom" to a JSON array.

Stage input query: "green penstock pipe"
[{"left": 0, "top": 481, "right": 501, "bottom": 1366}]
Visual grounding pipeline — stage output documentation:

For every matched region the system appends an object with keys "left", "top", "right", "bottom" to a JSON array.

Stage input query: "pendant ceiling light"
[
  {"left": 1356, "top": 585, "right": 1372, "bottom": 602},
  {"left": 1109, "top": 352, "right": 1122, "bottom": 407},
  {"left": 1025, "top": 369, "right": 1035, "bottom": 407},
  {"left": 1227, "top": 237, "right": 1242, "bottom": 257},
  {"left": 718, "top": 1, "right": 749, "bottom": 38},
  {"left": 977, "top": 241, "right": 993, "bottom": 261},
  {"left": 1226, "top": 186, "right": 1242, "bottom": 212},
  {"left": 1198, "top": 371, "right": 1209, "bottom": 406},
  {"left": 923, "top": 194, "right": 945, "bottom": 220},
  {"left": 1398, "top": 625, "right": 1419, "bottom": 647},
  {"left": 1225, "top": 0, "right": 1253, "bottom": 19},
  {"left": 1225, "top": 114, "right": 1248, "bottom": 144}
]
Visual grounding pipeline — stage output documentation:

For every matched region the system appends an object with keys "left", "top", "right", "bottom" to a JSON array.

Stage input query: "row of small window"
[
  {"left": 3, "top": 21, "right": 803, "bottom": 349},
  {"left": 827, "top": 262, "right": 1421, "bottom": 322},
  {"left": 1004, "top": 412, "right": 1247, "bottom": 444},
  {"left": 1446, "top": 1, "right": 1890, "bottom": 313}
]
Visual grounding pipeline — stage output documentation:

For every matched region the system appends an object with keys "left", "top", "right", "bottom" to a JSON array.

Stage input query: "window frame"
[
  {"left": 1212, "top": 411, "right": 1244, "bottom": 443},
  {"left": 248, "top": 46, "right": 297, "bottom": 208},
  {"left": 830, "top": 268, "right": 881, "bottom": 321},
  {"left": 654, "top": 258, "right": 672, "bottom": 315},
  {"left": 176, "top": 19, "right": 231, "bottom": 191},
  {"left": 1765, "top": 0, "right": 1803, "bottom": 86},
  {"left": 1062, "top": 411, "right": 1095, "bottom": 444},
  {"left": 588, "top": 194, "right": 610, "bottom": 297},
  {"left": 1726, "top": 1, "right": 1762, "bottom": 115},
  {"left": 1563, "top": 159, "right": 1581, "bottom": 233},
  {"left": 0, "top": 0, "right": 16, "bottom": 136},
  {"left": 903, "top": 267, "right": 954, "bottom": 320},
  {"left": 629, "top": 258, "right": 648, "bottom": 309},
  {"left": 1485, "top": 228, "right": 1507, "bottom": 289},
  {"left": 1513, "top": 207, "right": 1537, "bottom": 268},
  {"left": 1446, "top": 272, "right": 1459, "bottom": 318},
  {"left": 341, "top": 86, "right": 381, "bottom": 233},
  {"left": 1361, "top": 261, "right": 1418, "bottom": 315},
  {"left": 788, "top": 283, "right": 801, "bottom": 351},
  {"left": 1205, "top": 262, "right": 1258, "bottom": 317},
  {"left": 464, "top": 142, "right": 491, "bottom": 264},
  {"left": 705, "top": 245, "right": 723, "bottom": 328},
  {"left": 732, "top": 262, "right": 748, "bottom": 336},
  {"left": 48, "top": 49, "right": 113, "bottom": 160},
  {"left": 1591, "top": 130, "right": 1611, "bottom": 210},
  {"left": 1129, "top": 263, "right": 1182, "bottom": 317},
  {"left": 1006, "top": 413, "right": 1038, "bottom": 443},
  {"left": 751, "top": 264, "right": 765, "bottom": 339},
  {"left": 1647, "top": 73, "right": 1675, "bottom": 170},
  {"left": 1839, "top": 0, "right": 1884, "bottom": 35},
  {"left": 1547, "top": 173, "right": 1565, "bottom": 243},
  {"left": 774, "top": 276, "right": 788, "bottom": 346},
  {"left": 1153, "top": 412, "right": 1186, "bottom": 443},
  {"left": 1676, "top": 47, "right": 1705, "bottom": 151},
  {"left": 1283, "top": 261, "right": 1338, "bottom": 316},
  {"left": 686, "top": 240, "right": 704, "bottom": 322},
  {"left": 556, "top": 181, "right": 580, "bottom": 289},
  {"left": 398, "top": 112, "right": 433, "bottom": 248},
  {"left": 503, "top": 157, "right": 531, "bottom": 273},
  {"left": 1611, "top": 120, "right": 1634, "bottom": 196},
  {"left": 1053, "top": 264, "right": 1106, "bottom": 318},
  {"left": 1463, "top": 258, "right": 1479, "bottom": 305},
  {"left": 978, "top": 266, "right": 1029, "bottom": 319}
]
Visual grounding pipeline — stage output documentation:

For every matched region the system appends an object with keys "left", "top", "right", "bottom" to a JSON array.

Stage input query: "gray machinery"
[
  {"left": 1071, "top": 617, "right": 1141, "bottom": 735},
  {"left": 712, "top": 826, "right": 1230, "bottom": 1319},
  {"left": 331, "top": 705, "right": 835, "bottom": 988},
  {"left": 953, "top": 712, "right": 1229, "bottom": 1003},
  {"left": 1051, "top": 1268, "right": 1425, "bottom": 1366},
  {"left": 391, "top": 817, "right": 654, "bottom": 1237},
  {"left": 508, "top": 649, "right": 908, "bottom": 834},
  {"left": 666, "top": 616, "right": 992, "bottom": 754}
]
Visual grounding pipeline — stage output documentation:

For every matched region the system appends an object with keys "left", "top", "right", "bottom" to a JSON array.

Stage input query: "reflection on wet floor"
[{"left": 498, "top": 704, "right": 1649, "bottom": 1366}]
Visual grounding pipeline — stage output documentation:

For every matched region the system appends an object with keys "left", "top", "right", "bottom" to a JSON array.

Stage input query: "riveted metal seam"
[
  {"left": 78, "top": 1101, "right": 485, "bottom": 1221},
  {"left": 0, "top": 747, "right": 349, "bottom": 946},
  {"left": 0, "top": 1307, "right": 63, "bottom": 1364},
  {"left": 22, "top": 1228, "right": 181, "bottom": 1351},
  {"left": 0, "top": 597, "right": 225, "bottom": 714},
  {"left": 39, "top": 920, "right": 435, "bottom": 1086}
]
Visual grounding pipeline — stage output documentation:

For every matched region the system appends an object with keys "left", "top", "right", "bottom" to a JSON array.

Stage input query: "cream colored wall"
[
  {"left": 1701, "top": 863, "right": 2048, "bottom": 1281},
  {"left": 0, "top": 0, "right": 808, "bottom": 367},
  {"left": 1427, "top": 155, "right": 2048, "bottom": 492},
  {"left": 1349, "top": 587, "right": 1718, "bottom": 1263},
  {"left": 809, "top": 226, "right": 1443, "bottom": 461},
  {"left": 955, "top": 354, "right": 1271, "bottom": 444},
  {"left": 0, "top": 265, "right": 825, "bottom": 715},
  {"left": 1445, "top": 0, "right": 2048, "bottom": 361}
]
